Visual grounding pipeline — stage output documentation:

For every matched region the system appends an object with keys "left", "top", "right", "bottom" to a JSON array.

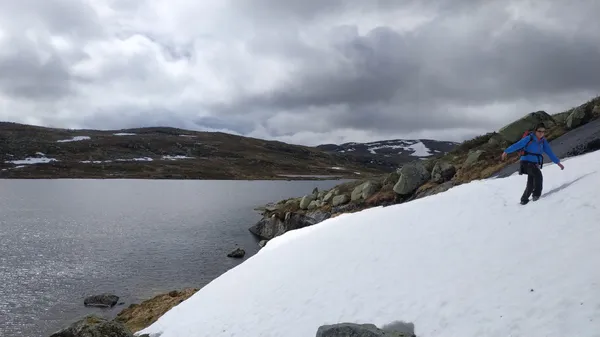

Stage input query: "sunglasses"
[{"left": 536, "top": 129, "right": 546, "bottom": 133}]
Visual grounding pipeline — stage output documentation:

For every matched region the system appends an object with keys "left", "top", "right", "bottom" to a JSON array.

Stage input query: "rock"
[
  {"left": 285, "top": 198, "right": 300, "bottom": 207},
  {"left": 227, "top": 247, "right": 245, "bottom": 258},
  {"left": 332, "top": 194, "right": 350, "bottom": 206},
  {"left": 463, "top": 150, "right": 484, "bottom": 167},
  {"left": 300, "top": 194, "right": 316, "bottom": 209},
  {"left": 50, "top": 315, "right": 133, "bottom": 337},
  {"left": 249, "top": 212, "right": 326, "bottom": 240},
  {"left": 553, "top": 111, "right": 571, "bottom": 125},
  {"left": 351, "top": 183, "right": 364, "bottom": 201},
  {"left": 415, "top": 181, "right": 457, "bottom": 199},
  {"left": 308, "top": 200, "right": 318, "bottom": 210},
  {"left": 83, "top": 294, "right": 119, "bottom": 308},
  {"left": 258, "top": 240, "right": 268, "bottom": 248},
  {"left": 318, "top": 190, "right": 326, "bottom": 199},
  {"left": 431, "top": 161, "right": 456, "bottom": 183},
  {"left": 316, "top": 322, "right": 415, "bottom": 337},
  {"left": 306, "top": 210, "right": 331, "bottom": 223},
  {"left": 566, "top": 106, "right": 591, "bottom": 129},
  {"left": 168, "top": 290, "right": 179, "bottom": 297},
  {"left": 361, "top": 181, "right": 381, "bottom": 199},
  {"left": 498, "top": 111, "right": 556, "bottom": 142},
  {"left": 382, "top": 171, "right": 400, "bottom": 186},
  {"left": 393, "top": 161, "right": 431, "bottom": 195},
  {"left": 323, "top": 190, "right": 335, "bottom": 203},
  {"left": 593, "top": 105, "right": 600, "bottom": 118},
  {"left": 312, "top": 187, "right": 319, "bottom": 195}
]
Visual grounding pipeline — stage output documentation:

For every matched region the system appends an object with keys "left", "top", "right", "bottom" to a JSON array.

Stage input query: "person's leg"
[
  {"left": 520, "top": 162, "right": 534, "bottom": 203},
  {"left": 531, "top": 165, "right": 543, "bottom": 200}
]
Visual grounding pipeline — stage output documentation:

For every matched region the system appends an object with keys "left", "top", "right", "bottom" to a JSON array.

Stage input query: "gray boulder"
[
  {"left": 323, "top": 190, "right": 335, "bottom": 203},
  {"left": 431, "top": 161, "right": 456, "bottom": 183},
  {"left": 566, "top": 106, "right": 591, "bottom": 129},
  {"left": 316, "top": 322, "right": 415, "bottom": 337},
  {"left": 463, "top": 150, "right": 484, "bottom": 167},
  {"left": 300, "top": 194, "right": 316, "bottom": 209},
  {"left": 593, "top": 105, "right": 600, "bottom": 118},
  {"left": 308, "top": 200, "right": 319, "bottom": 210},
  {"left": 50, "top": 315, "right": 132, "bottom": 337},
  {"left": 382, "top": 171, "right": 400, "bottom": 186},
  {"left": 414, "top": 181, "right": 456, "bottom": 199},
  {"left": 83, "top": 294, "right": 119, "bottom": 308},
  {"left": 332, "top": 194, "right": 350, "bottom": 206},
  {"left": 498, "top": 111, "right": 556, "bottom": 142},
  {"left": 361, "top": 181, "right": 381, "bottom": 200},
  {"left": 393, "top": 162, "right": 430, "bottom": 195}
]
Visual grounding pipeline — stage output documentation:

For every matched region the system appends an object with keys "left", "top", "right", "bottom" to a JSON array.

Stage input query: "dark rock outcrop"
[
  {"left": 249, "top": 212, "right": 330, "bottom": 240},
  {"left": 83, "top": 294, "right": 119, "bottom": 308},
  {"left": 49, "top": 315, "right": 132, "bottom": 337}
]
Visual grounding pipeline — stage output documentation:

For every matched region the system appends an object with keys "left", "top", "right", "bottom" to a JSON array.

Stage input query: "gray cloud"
[{"left": 0, "top": 0, "right": 599, "bottom": 146}]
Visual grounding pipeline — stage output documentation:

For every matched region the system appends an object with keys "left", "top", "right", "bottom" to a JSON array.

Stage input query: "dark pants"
[{"left": 520, "top": 161, "right": 543, "bottom": 202}]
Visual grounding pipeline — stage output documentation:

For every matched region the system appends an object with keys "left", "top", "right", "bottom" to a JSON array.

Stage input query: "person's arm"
[
  {"left": 504, "top": 136, "right": 531, "bottom": 154},
  {"left": 542, "top": 139, "right": 560, "bottom": 164}
]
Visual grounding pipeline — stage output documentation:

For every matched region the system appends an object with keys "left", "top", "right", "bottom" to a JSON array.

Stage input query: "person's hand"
[
  {"left": 558, "top": 163, "right": 564, "bottom": 170},
  {"left": 501, "top": 152, "right": 507, "bottom": 161}
]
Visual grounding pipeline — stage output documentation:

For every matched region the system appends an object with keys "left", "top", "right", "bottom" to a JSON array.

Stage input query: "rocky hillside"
[
  {"left": 250, "top": 95, "right": 600, "bottom": 241},
  {"left": 316, "top": 138, "right": 458, "bottom": 170},
  {"left": 0, "top": 123, "right": 389, "bottom": 179}
]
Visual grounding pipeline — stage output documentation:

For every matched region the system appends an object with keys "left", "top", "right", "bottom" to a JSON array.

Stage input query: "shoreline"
[{"left": 41, "top": 98, "right": 600, "bottom": 336}]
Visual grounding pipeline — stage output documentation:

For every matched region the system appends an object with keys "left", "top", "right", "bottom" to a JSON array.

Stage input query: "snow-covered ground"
[
  {"left": 139, "top": 149, "right": 600, "bottom": 337},
  {"left": 5, "top": 154, "right": 58, "bottom": 165},
  {"left": 56, "top": 136, "right": 91, "bottom": 142},
  {"left": 113, "top": 133, "right": 137, "bottom": 136}
]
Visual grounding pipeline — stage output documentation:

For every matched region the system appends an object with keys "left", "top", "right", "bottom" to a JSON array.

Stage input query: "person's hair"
[{"left": 535, "top": 123, "right": 546, "bottom": 131}]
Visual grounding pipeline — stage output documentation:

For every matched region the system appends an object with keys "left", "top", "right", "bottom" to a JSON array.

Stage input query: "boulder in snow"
[
  {"left": 431, "top": 161, "right": 456, "bottom": 183},
  {"left": 248, "top": 212, "right": 328, "bottom": 240},
  {"left": 498, "top": 111, "right": 556, "bottom": 142},
  {"left": 316, "top": 322, "right": 415, "bottom": 337}
]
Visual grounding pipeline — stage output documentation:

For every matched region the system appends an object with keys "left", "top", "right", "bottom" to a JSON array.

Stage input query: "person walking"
[{"left": 501, "top": 123, "right": 564, "bottom": 204}]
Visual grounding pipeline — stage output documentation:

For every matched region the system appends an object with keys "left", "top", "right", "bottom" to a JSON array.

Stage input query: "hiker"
[{"left": 501, "top": 123, "right": 564, "bottom": 204}]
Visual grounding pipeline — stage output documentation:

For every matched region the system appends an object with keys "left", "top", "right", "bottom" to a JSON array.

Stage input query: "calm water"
[{"left": 0, "top": 179, "right": 347, "bottom": 337}]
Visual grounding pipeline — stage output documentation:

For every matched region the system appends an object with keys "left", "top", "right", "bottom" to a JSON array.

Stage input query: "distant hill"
[
  {"left": 316, "top": 138, "right": 459, "bottom": 169},
  {"left": 0, "top": 122, "right": 390, "bottom": 179}
]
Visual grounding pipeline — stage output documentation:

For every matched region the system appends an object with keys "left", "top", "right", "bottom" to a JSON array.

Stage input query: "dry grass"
[{"left": 115, "top": 288, "right": 199, "bottom": 333}]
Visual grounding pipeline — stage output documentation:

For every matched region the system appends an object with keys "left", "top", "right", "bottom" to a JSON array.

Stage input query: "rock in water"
[
  {"left": 393, "top": 161, "right": 430, "bottom": 196},
  {"left": 227, "top": 248, "right": 245, "bottom": 258},
  {"left": 316, "top": 322, "right": 414, "bottom": 337},
  {"left": 49, "top": 315, "right": 133, "bottom": 337},
  {"left": 83, "top": 294, "right": 119, "bottom": 308}
]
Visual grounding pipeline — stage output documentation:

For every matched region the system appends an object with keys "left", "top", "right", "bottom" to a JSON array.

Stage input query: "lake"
[{"left": 0, "top": 178, "right": 348, "bottom": 337}]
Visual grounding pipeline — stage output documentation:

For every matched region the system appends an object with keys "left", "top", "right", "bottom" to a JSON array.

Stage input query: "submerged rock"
[
  {"left": 83, "top": 294, "right": 119, "bottom": 308},
  {"left": 227, "top": 248, "right": 245, "bottom": 258},
  {"left": 49, "top": 315, "right": 132, "bottom": 337}
]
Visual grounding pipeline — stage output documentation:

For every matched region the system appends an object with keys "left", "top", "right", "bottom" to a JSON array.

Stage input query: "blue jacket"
[{"left": 504, "top": 134, "right": 561, "bottom": 164}]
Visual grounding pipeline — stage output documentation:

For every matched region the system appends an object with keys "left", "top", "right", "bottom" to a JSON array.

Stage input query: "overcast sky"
[{"left": 1, "top": 0, "right": 599, "bottom": 146}]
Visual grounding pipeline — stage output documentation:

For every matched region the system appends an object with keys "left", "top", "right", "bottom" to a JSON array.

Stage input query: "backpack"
[{"left": 517, "top": 130, "right": 535, "bottom": 157}]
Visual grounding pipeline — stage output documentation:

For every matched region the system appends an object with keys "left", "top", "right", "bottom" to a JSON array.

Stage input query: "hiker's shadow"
[{"left": 542, "top": 172, "right": 596, "bottom": 198}]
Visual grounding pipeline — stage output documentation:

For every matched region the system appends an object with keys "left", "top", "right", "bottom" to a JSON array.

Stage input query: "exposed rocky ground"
[
  {"left": 250, "top": 95, "right": 600, "bottom": 242},
  {"left": 316, "top": 138, "right": 458, "bottom": 170},
  {"left": 0, "top": 123, "right": 392, "bottom": 179}
]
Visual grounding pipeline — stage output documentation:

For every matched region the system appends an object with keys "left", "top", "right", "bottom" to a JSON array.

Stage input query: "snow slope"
[{"left": 139, "top": 150, "right": 600, "bottom": 337}]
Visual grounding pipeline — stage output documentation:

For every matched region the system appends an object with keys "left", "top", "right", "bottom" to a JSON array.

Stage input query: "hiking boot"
[
  {"left": 520, "top": 199, "right": 529, "bottom": 205},
  {"left": 532, "top": 196, "right": 539, "bottom": 201}
]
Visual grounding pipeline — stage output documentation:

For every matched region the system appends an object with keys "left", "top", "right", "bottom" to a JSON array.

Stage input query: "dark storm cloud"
[{"left": 209, "top": 2, "right": 600, "bottom": 134}]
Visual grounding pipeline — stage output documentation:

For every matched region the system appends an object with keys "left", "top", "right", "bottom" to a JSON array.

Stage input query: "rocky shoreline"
[
  {"left": 249, "top": 97, "right": 600, "bottom": 245},
  {"left": 47, "top": 96, "right": 600, "bottom": 337}
]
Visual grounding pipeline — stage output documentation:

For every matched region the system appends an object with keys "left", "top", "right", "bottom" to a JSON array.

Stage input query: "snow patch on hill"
[
  {"left": 139, "top": 149, "right": 600, "bottom": 337},
  {"left": 56, "top": 136, "right": 91, "bottom": 142}
]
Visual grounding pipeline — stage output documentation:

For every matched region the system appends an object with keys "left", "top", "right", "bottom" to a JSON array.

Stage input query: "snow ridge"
[{"left": 139, "top": 150, "right": 600, "bottom": 337}]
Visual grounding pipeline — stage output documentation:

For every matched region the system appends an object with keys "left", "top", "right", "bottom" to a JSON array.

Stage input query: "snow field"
[{"left": 139, "top": 149, "right": 600, "bottom": 337}]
